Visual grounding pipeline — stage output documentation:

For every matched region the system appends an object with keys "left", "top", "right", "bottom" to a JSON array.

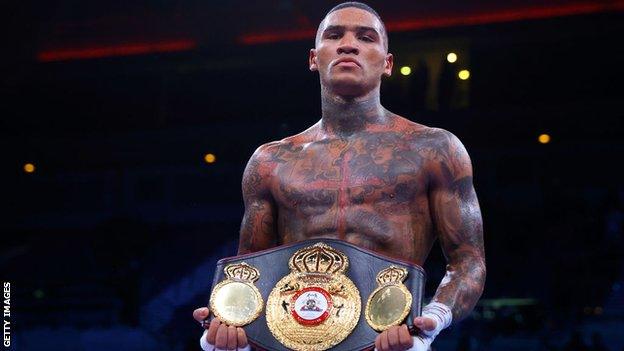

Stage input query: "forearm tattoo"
[{"left": 428, "top": 132, "right": 486, "bottom": 322}]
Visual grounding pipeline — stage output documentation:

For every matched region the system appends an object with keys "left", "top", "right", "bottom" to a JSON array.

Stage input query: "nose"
[{"left": 337, "top": 32, "right": 359, "bottom": 55}]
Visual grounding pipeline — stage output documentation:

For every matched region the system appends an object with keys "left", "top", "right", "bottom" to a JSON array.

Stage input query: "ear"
[
  {"left": 309, "top": 49, "right": 318, "bottom": 72},
  {"left": 383, "top": 53, "right": 394, "bottom": 77}
]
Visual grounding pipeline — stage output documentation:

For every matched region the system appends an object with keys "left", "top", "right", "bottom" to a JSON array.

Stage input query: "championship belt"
[{"left": 208, "top": 239, "right": 425, "bottom": 351}]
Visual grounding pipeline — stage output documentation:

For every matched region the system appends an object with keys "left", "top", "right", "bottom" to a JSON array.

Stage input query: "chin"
[{"left": 328, "top": 76, "right": 367, "bottom": 96}]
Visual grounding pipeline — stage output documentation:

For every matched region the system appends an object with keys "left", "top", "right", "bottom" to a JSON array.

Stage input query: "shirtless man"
[{"left": 193, "top": 2, "right": 485, "bottom": 350}]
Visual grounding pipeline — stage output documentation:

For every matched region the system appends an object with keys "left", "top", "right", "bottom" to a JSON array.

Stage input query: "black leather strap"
[{"left": 208, "top": 239, "right": 426, "bottom": 351}]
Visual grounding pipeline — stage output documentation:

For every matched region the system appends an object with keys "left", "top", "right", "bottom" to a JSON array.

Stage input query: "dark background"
[{"left": 2, "top": 1, "right": 624, "bottom": 350}]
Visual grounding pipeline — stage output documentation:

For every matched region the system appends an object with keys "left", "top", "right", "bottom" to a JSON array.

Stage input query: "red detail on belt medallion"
[{"left": 290, "top": 287, "right": 333, "bottom": 326}]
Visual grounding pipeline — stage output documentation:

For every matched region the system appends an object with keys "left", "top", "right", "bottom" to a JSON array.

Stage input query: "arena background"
[{"left": 2, "top": 1, "right": 623, "bottom": 350}]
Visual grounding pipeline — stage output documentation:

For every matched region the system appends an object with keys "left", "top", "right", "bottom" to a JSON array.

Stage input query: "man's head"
[
  {"left": 309, "top": 2, "right": 393, "bottom": 98},
  {"left": 315, "top": 2, "right": 388, "bottom": 52}
]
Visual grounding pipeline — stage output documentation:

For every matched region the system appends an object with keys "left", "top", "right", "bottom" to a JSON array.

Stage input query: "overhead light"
[
  {"left": 538, "top": 134, "right": 551, "bottom": 144},
  {"left": 204, "top": 153, "right": 216, "bottom": 164}
]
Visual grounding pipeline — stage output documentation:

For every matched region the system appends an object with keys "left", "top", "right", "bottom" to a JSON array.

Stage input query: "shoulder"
[
  {"left": 416, "top": 127, "right": 473, "bottom": 183},
  {"left": 242, "top": 125, "right": 319, "bottom": 197},
  {"left": 418, "top": 127, "right": 466, "bottom": 153},
  {"left": 248, "top": 140, "right": 283, "bottom": 163},
  {"left": 249, "top": 121, "right": 321, "bottom": 162},
  {"left": 390, "top": 115, "right": 464, "bottom": 151},
  {"left": 242, "top": 141, "right": 282, "bottom": 197},
  {"left": 389, "top": 116, "right": 472, "bottom": 180}
]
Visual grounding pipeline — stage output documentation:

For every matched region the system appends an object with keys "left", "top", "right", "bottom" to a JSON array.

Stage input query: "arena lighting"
[
  {"left": 23, "top": 163, "right": 35, "bottom": 173},
  {"left": 458, "top": 70, "right": 470, "bottom": 80},
  {"left": 204, "top": 153, "right": 216, "bottom": 164},
  {"left": 400, "top": 66, "right": 411, "bottom": 76},
  {"left": 239, "top": 2, "right": 624, "bottom": 45},
  {"left": 37, "top": 39, "right": 197, "bottom": 62},
  {"left": 447, "top": 53, "right": 458, "bottom": 63},
  {"left": 538, "top": 133, "right": 551, "bottom": 144}
]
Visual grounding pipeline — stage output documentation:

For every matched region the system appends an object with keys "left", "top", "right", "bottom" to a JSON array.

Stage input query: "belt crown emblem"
[
  {"left": 376, "top": 266, "right": 408, "bottom": 285},
  {"left": 225, "top": 262, "right": 260, "bottom": 283},
  {"left": 289, "top": 242, "right": 349, "bottom": 274}
]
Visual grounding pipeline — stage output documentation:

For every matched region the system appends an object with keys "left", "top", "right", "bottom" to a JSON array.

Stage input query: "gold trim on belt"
[
  {"left": 365, "top": 266, "right": 412, "bottom": 331},
  {"left": 209, "top": 262, "right": 264, "bottom": 326},
  {"left": 266, "top": 242, "right": 361, "bottom": 351}
]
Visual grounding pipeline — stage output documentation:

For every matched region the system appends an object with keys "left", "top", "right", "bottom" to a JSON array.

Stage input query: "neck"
[{"left": 320, "top": 85, "right": 388, "bottom": 138}]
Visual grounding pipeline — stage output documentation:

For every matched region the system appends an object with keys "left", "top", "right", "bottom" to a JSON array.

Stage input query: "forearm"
[{"left": 431, "top": 252, "right": 486, "bottom": 322}]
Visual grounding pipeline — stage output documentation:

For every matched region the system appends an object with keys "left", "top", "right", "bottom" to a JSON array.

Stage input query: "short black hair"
[{"left": 316, "top": 1, "right": 389, "bottom": 51}]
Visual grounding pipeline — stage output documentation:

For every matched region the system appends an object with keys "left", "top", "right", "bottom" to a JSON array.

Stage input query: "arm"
[
  {"left": 375, "top": 131, "right": 484, "bottom": 351},
  {"left": 238, "top": 144, "right": 279, "bottom": 254},
  {"left": 428, "top": 130, "right": 486, "bottom": 322},
  {"left": 195, "top": 145, "right": 280, "bottom": 351}
]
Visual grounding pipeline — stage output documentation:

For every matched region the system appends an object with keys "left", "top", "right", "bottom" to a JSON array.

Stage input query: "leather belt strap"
[{"left": 209, "top": 238, "right": 426, "bottom": 351}]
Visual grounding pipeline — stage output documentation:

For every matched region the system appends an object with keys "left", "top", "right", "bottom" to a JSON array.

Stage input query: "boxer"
[{"left": 194, "top": 2, "right": 485, "bottom": 350}]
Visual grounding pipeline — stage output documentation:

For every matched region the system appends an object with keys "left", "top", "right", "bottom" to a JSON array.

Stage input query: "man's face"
[{"left": 309, "top": 7, "right": 393, "bottom": 97}]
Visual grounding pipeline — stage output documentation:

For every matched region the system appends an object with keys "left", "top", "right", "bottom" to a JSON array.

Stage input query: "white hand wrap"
[
  {"left": 373, "top": 301, "right": 452, "bottom": 351},
  {"left": 407, "top": 302, "right": 453, "bottom": 351},
  {"left": 200, "top": 330, "right": 251, "bottom": 351}
]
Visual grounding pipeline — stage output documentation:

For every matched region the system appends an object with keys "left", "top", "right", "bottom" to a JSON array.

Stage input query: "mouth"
[{"left": 333, "top": 58, "right": 361, "bottom": 68}]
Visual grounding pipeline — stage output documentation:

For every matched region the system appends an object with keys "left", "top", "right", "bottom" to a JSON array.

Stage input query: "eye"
[
  {"left": 360, "top": 35, "right": 374, "bottom": 42},
  {"left": 327, "top": 33, "right": 341, "bottom": 40}
]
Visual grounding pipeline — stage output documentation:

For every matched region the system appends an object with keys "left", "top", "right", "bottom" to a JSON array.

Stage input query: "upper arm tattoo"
[
  {"left": 428, "top": 130, "right": 486, "bottom": 322},
  {"left": 238, "top": 146, "right": 278, "bottom": 254}
]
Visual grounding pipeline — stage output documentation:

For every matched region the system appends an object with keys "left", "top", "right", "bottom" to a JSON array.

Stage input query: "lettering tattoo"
[{"left": 237, "top": 114, "right": 485, "bottom": 323}]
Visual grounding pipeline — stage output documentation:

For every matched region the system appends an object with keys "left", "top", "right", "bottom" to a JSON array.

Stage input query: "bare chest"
[{"left": 271, "top": 135, "right": 428, "bottom": 213}]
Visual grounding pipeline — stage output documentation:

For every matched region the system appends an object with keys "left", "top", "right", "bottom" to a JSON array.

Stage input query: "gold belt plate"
[
  {"left": 365, "top": 266, "right": 412, "bottom": 331},
  {"left": 210, "top": 262, "right": 264, "bottom": 326},
  {"left": 266, "top": 243, "right": 361, "bottom": 351}
]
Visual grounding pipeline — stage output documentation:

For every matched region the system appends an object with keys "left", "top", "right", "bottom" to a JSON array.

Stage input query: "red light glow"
[
  {"left": 238, "top": 1, "right": 624, "bottom": 45},
  {"left": 37, "top": 39, "right": 197, "bottom": 62}
]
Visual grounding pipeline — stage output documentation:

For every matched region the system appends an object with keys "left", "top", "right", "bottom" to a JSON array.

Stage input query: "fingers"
[
  {"left": 387, "top": 326, "right": 401, "bottom": 350},
  {"left": 237, "top": 327, "right": 248, "bottom": 348},
  {"left": 215, "top": 323, "right": 229, "bottom": 349},
  {"left": 204, "top": 318, "right": 248, "bottom": 350},
  {"left": 206, "top": 318, "right": 221, "bottom": 345},
  {"left": 193, "top": 307, "right": 210, "bottom": 323},
  {"left": 413, "top": 316, "right": 437, "bottom": 332},
  {"left": 380, "top": 329, "right": 390, "bottom": 351},
  {"left": 227, "top": 325, "right": 238, "bottom": 350},
  {"left": 375, "top": 332, "right": 381, "bottom": 351},
  {"left": 375, "top": 325, "right": 413, "bottom": 351},
  {"left": 197, "top": 309, "right": 247, "bottom": 351},
  {"left": 399, "top": 324, "right": 413, "bottom": 349}
]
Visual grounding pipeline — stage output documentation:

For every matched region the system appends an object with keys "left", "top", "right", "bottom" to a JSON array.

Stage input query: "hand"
[
  {"left": 193, "top": 307, "right": 248, "bottom": 350},
  {"left": 412, "top": 316, "right": 437, "bottom": 335},
  {"left": 374, "top": 316, "right": 437, "bottom": 351},
  {"left": 374, "top": 325, "right": 413, "bottom": 351}
]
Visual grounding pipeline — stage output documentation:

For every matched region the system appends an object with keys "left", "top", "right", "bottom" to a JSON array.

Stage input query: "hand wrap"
[
  {"left": 200, "top": 329, "right": 251, "bottom": 351},
  {"left": 408, "top": 302, "right": 453, "bottom": 351},
  {"left": 374, "top": 302, "right": 452, "bottom": 351}
]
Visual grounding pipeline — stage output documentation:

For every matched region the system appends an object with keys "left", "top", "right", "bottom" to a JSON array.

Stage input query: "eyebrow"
[{"left": 322, "top": 25, "right": 380, "bottom": 36}]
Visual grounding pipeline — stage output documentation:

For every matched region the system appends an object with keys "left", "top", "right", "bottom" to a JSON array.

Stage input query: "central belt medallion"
[{"left": 266, "top": 242, "right": 361, "bottom": 351}]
